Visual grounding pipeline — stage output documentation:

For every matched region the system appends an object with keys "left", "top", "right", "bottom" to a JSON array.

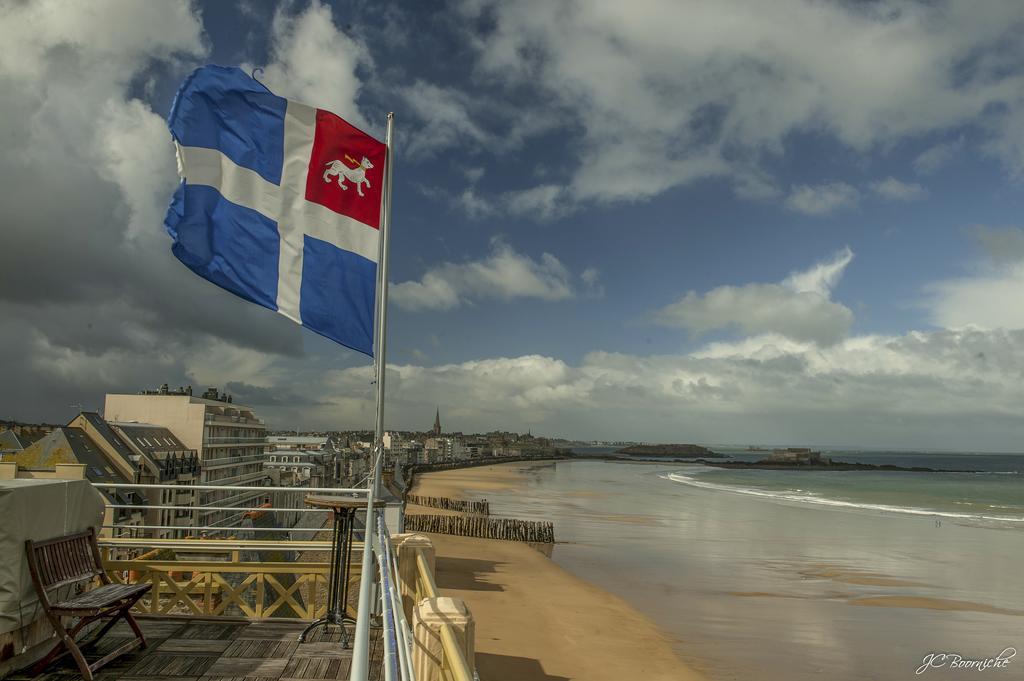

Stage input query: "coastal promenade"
[{"left": 408, "top": 462, "right": 705, "bottom": 681}]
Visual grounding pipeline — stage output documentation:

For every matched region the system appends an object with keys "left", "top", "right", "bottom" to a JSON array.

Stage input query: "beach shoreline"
[
  {"left": 408, "top": 461, "right": 708, "bottom": 681},
  {"left": 408, "top": 457, "right": 1024, "bottom": 681}
]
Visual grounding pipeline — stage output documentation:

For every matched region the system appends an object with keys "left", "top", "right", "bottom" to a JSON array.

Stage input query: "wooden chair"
[{"left": 25, "top": 528, "right": 151, "bottom": 680}]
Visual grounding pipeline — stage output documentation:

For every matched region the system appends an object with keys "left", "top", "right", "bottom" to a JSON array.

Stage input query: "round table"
[{"left": 298, "top": 496, "right": 365, "bottom": 646}]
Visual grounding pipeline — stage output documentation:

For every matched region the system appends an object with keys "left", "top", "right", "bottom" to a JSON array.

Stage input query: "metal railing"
[
  {"left": 95, "top": 481, "right": 365, "bottom": 531},
  {"left": 200, "top": 468, "right": 270, "bottom": 487},
  {"left": 376, "top": 515, "right": 415, "bottom": 681},
  {"left": 204, "top": 413, "right": 265, "bottom": 425},
  {"left": 202, "top": 437, "right": 270, "bottom": 446},
  {"left": 202, "top": 453, "right": 268, "bottom": 468},
  {"left": 92, "top": 482, "right": 369, "bottom": 621}
]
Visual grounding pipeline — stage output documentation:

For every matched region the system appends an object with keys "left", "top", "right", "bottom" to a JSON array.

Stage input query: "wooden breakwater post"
[
  {"left": 406, "top": 494, "right": 490, "bottom": 515},
  {"left": 405, "top": 513, "right": 554, "bottom": 543}
]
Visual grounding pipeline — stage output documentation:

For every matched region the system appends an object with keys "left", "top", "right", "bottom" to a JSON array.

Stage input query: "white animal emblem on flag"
[{"left": 323, "top": 155, "right": 374, "bottom": 197}]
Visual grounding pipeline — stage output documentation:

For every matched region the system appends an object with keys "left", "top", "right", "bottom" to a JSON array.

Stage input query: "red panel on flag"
[{"left": 305, "top": 110, "right": 386, "bottom": 230}]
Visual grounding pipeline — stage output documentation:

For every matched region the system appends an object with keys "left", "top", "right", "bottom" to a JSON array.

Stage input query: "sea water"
[{"left": 469, "top": 455, "right": 1024, "bottom": 681}]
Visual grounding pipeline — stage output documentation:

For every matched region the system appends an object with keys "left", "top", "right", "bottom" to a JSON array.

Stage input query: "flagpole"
[{"left": 350, "top": 112, "right": 394, "bottom": 681}]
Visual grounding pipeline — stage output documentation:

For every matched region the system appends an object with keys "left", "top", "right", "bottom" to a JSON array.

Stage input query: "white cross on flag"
[{"left": 164, "top": 65, "right": 386, "bottom": 356}]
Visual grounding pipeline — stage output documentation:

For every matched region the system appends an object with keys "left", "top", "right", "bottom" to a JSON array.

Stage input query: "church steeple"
[{"left": 432, "top": 407, "right": 441, "bottom": 436}]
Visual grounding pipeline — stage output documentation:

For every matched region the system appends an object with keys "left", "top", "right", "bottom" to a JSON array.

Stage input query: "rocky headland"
[
  {"left": 617, "top": 444, "right": 725, "bottom": 458},
  {"left": 696, "top": 459, "right": 976, "bottom": 473}
]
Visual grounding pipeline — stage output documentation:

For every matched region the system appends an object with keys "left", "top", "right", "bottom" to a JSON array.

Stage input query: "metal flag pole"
[{"left": 350, "top": 111, "right": 394, "bottom": 681}]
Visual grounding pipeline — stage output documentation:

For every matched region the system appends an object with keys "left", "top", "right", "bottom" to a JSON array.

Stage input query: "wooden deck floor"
[{"left": 13, "top": 618, "right": 384, "bottom": 681}]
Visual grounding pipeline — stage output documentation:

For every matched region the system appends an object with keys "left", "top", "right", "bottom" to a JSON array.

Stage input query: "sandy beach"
[
  {"left": 408, "top": 458, "right": 1024, "bottom": 681},
  {"left": 409, "top": 462, "right": 706, "bottom": 681}
]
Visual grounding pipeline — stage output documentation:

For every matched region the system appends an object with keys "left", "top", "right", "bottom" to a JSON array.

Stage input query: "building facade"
[{"left": 105, "top": 386, "right": 269, "bottom": 528}]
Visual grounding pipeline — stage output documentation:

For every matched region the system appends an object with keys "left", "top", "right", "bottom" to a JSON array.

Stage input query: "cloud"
[
  {"left": 224, "top": 381, "right": 328, "bottom": 407},
  {"left": 869, "top": 177, "right": 928, "bottom": 201},
  {"left": 913, "top": 137, "right": 965, "bottom": 175},
  {"left": 503, "top": 184, "right": 569, "bottom": 220},
  {"left": 399, "top": 81, "right": 494, "bottom": 159},
  {"left": 926, "top": 226, "right": 1024, "bottom": 330},
  {"left": 929, "top": 267, "right": 1024, "bottom": 330},
  {"left": 655, "top": 248, "right": 854, "bottom": 345},
  {"left": 782, "top": 246, "right": 855, "bottom": 297},
  {"left": 970, "top": 225, "right": 1024, "bottom": 263},
  {"left": 581, "top": 268, "right": 604, "bottom": 298},
  {"left": 391, "top": 240, "right": 577, "bottom": 311},
  {"left": 785, "top": 183, "right": 859, "bottom": 216},
  {"left": 428, "top": 183, "right": 570, "bottom": 221},
  {"left": 463, "top": 167, "right": 486, "bottom": 183},
  {"left": 321, "top": 327, "right": 1024, "bottom": 450},
  {"left": 253, "top": 1, "right": 372, "bottom": 128},
  {"left": 446, "top": 0, "right": 1024, "bottom": 212},
  {"left": 454, "top": 187, "right": 495, "bottom": 219}
]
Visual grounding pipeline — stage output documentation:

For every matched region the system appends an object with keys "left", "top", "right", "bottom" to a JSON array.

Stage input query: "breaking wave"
[{"left": 661, "top": 472, "right": 1024, "bottom": 524}]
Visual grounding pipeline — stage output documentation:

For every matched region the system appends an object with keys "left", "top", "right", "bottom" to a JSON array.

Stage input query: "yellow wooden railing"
[
  {"left": 413, "top": 549, "right": 474, "bottom": 681},
  {"left": 98, "top": 538, "right": 360, "bottom": 621}
]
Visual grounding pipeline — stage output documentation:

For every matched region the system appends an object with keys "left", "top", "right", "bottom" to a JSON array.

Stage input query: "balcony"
[
  {"left": 3, "top": 480, "right": 475, "bottom": 681},
  {"left": 202, "top": 437, "right": 270, "bottom": 447},
  {"left": 201, "top": 469, "right": 270, "bottom": 488},
  {"left": 204, "top": 413, "right": 266, "bottom": 426},
  {"left": 7, "top": 618, "right": 386, "bottom": 681},
  {"left": 202, "top": 453, "right": 268, "bottom": 468}
]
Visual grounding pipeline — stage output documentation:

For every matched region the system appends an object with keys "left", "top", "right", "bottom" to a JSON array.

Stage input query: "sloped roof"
[
  {"left": 110, "top": 421, "right": 189, "bottom": 458},
  {"left": 0, "top": 430, "right": 26, "bottom": 451},
  {"left": 13, "top": 427, "right": 135, "bottom": 506},
  {"left": 79, "top": 411, "right": 136, "bottom": 461}
]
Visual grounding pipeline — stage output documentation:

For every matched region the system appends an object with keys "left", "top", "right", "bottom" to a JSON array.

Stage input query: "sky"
[{"left": 2, "top": 0, "right": 1024, "bottom": 450}]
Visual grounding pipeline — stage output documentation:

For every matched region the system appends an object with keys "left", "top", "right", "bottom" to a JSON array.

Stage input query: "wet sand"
[
  {"left": 412, "top": 459, "right": 1024, "bottom": 681},
  {"left": 410, "top": 462, "right": 705, "bottom": 681}
]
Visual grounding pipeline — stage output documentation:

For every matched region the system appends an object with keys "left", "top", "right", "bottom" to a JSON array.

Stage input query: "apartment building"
[
  {"left": 105, "top": 385, "right": 269, "bottom": 528},
  {"left": 70, "top": 412, "right": 199, "bottom": 538}
]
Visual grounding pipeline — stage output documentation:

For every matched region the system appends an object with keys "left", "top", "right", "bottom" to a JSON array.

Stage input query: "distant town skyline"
[{"left": 4, "top": 2, "right": 1024, "bottom": 450}]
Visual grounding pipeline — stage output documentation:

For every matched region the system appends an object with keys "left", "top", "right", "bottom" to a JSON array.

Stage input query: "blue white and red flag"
[{"left": 164, "top": 65, "right": 386, "bottom": 356}]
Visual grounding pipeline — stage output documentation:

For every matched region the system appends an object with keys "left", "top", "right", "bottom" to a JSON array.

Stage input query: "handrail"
[
  {"left": 203, "top": 454, "right": 268, "bottom": 467},
  {"left": 439, "top": 627, "right": 473, "bottom": 681},
  {"left": 93, "top": 482, "right": 367, "bottom": 494},
  {"left": 376, "top": 515, "right": 401, "bottom": 681},
  {"left": 201, "top": 469, "right": 274, "bottom": 487},
  {"left": 385, "top": 528, "right": 416, "bottom": 681},
  {"left": 101, "top": 524, "right": 323, "bottom": 534},
  {"left": 98, "top": 537, "right": 338, "bottom": 551},
  {"left": 413, "top": 549, "right": 472, "bottom": 681},
  {"left": 107, "top": 503, "right": 329, "bottom": 513},
  {"left": 415, "top": 551, "right": 438, "bottom": 598}
]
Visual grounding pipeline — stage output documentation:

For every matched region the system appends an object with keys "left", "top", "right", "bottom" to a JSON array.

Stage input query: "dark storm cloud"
[
  {"left": 0, "top": 1, "right": 307, "bottom": 423},
  {"left": 224, "top": 381, "right": 329, "bottom": 407}
]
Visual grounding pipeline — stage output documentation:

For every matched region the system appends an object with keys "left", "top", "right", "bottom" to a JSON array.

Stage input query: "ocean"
[{"left": 471, "top": 453, "right": 1024, "bottom": 681}]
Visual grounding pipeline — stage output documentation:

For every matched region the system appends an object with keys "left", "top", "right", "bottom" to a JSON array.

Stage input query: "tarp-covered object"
[{"left": 0, "top": 479, "right": 106, "bottom": 636}]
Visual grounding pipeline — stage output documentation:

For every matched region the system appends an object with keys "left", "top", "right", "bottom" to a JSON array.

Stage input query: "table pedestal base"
[
  {"left": 298, "top": 612, "right": 358, "bottom": 647},
  {"left": 296, "top": 499, "right": 361, "bottom": 648}
]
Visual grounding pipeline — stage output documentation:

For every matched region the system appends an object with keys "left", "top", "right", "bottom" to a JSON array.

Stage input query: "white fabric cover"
[{"left": 0, "top": 479, "right": 106, "bottom": 635}]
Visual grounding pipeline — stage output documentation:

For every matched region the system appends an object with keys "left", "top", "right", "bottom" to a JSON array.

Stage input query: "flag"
[{"left": 164, "top": 65, "right": 386, "bottom": 356}]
